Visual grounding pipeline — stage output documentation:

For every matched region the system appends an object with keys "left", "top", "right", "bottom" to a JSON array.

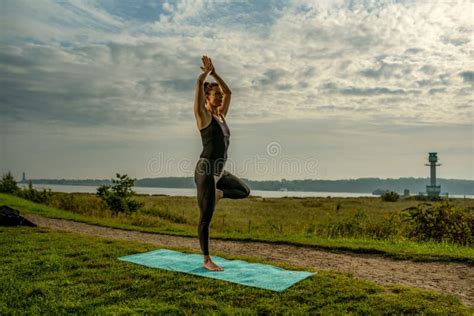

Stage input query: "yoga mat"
[{"left": 118, "top": 249, "right": 315, "bottom": 292}]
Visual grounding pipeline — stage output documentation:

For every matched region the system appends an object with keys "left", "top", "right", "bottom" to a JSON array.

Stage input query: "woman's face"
[{"left": 207, "top": 87, "right": 223, "bottom": 107}]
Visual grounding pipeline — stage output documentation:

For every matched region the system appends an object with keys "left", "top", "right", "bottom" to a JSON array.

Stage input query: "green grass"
[
  {"left": 1, "top": 192, "right": 474, "bottom": 264},
  {"left": 1, "top": 226, "right": 471, "bottom": 314}
]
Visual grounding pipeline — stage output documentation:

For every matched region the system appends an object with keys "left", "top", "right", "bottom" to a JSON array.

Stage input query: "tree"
[
  {"left": 0, "top": 171, "right": 20, "bottom": 194},
  {"left": 96, "top": 173, "right": 144, "bottom": 214}
]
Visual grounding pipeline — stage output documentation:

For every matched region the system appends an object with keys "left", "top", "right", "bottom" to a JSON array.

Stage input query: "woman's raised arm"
[
  {"left": 194, "top": 56, "right": 213, "bottom": 129},
  {"left": 211, "top": 70, "right": 232, "bottom": 117}
]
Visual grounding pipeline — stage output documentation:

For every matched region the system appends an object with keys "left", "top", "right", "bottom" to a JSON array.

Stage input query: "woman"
[{"left": 194, "top": 55, "right": 251, "bottom": 271}]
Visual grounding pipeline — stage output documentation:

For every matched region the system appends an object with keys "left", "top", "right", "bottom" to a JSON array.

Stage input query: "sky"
[{"left": 1, "top": 0, "right": 473, "bottom": 181}]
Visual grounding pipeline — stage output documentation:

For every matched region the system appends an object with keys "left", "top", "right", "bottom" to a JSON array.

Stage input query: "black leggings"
[{"left": 194, "top": 158, "right": 250, "bottom": 256}]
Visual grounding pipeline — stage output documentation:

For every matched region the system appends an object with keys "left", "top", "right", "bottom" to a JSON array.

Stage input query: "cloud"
[
  {"left": 319, "top": 81, "right": 421, "bottom": 97},
  {"left": 1, "top": 0, "right": 472, "bottom": 128},
  {"left": 429, "top": 87, "right": 447, "bottom": 95},
  {"left": 1, "top": 0, "right": 473, "bottom": 180},
  {"left": 253, "top": 68, "right": 289, "bottom": 88},
  {"left": 459, "top": 71, "right": 474, "bottom": 83},
  {"left": 91, "top": 0, "right": 169, "bottom": 23},
  {"left": 340, "top": 86, "right": 421, "bottom": 96}
]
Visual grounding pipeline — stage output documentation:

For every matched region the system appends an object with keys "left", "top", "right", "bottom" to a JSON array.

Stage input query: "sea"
[{"left": 16, "top": 183, "right": 473, "bottom": 198}]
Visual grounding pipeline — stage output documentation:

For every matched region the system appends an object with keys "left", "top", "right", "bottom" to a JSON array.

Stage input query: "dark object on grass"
[{"left": 0, "top": 205, "right": 36, "bottom": 227}]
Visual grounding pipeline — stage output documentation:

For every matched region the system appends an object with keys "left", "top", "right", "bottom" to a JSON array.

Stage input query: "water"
[
  {"left": 16, "top": 183, "right": 473, "bottom": 198},
  {"left": 17, "top": 183, "right": 374, "bottom": 197}
]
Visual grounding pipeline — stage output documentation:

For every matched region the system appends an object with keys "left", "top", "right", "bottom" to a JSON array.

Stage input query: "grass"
[
  {"left": 1, "top": 192, "right": 474, "bottom": 264},
  {"left": 1, "top": 226, "right": 472, "bottom": 314}
]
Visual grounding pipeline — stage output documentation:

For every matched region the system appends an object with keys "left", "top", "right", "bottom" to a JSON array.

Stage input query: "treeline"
[
  {"left": 22, "top": 179, "right": 112, "bottom": 186},
  {"left": 19, "top": 177, "right": 474, "bottom": 195},
  {"left": 246, "top": 178, "right": 474, "bottom": 195}
]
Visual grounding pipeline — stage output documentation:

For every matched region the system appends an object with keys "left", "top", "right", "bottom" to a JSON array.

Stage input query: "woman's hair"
[{"left": 204, "top": 82, "right": 219, "bottom": 95}]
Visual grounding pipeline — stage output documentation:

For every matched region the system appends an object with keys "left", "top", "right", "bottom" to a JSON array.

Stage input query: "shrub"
[
  {"left": 340, "top": 208, "right": 368, "bottom": 237},
  {"left": 316, "top": 209, "right": 404, "bottom": 240},
  {"left": 381, "top": 191, "right": 399, "bottom": 202},
  {"left": 0, "top": 171, "right": 20, "bottom": 194},
  {"left": 16, "top": 180, "right": 52, "bottom": 204},
  {"left": 402, "top": 202, "right": 473, "bottom": 245},
  {"left": 96, "top": 173, "right": 144, "bottom": 214},
  {"left": 49, "top": 193, "right": 106, "bottom": 216},
  {"left": 0, "top": 173, "right": 52, "bottom": 204},
  {"left": 323, "top": 209, "right": 369, "bottom": 238}
]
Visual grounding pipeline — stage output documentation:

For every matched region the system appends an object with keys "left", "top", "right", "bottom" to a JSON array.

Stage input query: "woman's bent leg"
[{"left": 216, "top": 170, "right": 251, "bottom": 199}]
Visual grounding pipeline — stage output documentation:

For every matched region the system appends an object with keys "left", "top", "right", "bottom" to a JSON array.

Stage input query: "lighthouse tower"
[{"left": 425, "top": 152, "right": 441, "bottom": 198}]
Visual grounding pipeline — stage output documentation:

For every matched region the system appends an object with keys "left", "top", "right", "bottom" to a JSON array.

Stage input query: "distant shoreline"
[
  {"left": 16, "top": 182, "right": 474, "bottom": 199},
  {"left": 16, "top": 177, "right": 474, "bottom": 196}
]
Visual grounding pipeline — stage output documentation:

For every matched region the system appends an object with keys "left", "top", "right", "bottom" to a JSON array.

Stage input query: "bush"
[
  {"left": 17, "top": 180, "right": 52, "bottom": 204},
  {"left": 0, "top": 171, "right": 20, "bottom": 194},
  {"left": 96, "top": 173, "right": 144, "bottom": 214},
  {"left": 49, "top": 193, "right": 107, "bottom": 216},
  {"left": 338, "top": 209, "right": 368, "bottom": 237},
  {"left": 367, "top": 212, "right": 404, "bottom": 239},
  {"left": 0, "top": 172, "right": 52, "bottom": 204},
  {"left": 314, "top": 208, "right": 405, "bottom": 240},
  {"left": 381, "top": 191, "right": 399, "bottom": 202},
  {"left": 324, "top": 209, "right": 370, "bottom": 238},
  {"left": 402, "top": 202, "right": 473, "bottom": 245},
  {"left": 52, "top": 193, "right": 77, "bottom": 212}
]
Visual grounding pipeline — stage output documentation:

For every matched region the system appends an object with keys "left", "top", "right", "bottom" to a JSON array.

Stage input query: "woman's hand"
[{"left": 200, "top": 55, "right": 215, "bottom": 75}]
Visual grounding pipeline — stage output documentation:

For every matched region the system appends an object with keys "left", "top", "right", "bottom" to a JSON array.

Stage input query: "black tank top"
[{"left": 199, "top": 113, "right": 230, "bottom": 161}]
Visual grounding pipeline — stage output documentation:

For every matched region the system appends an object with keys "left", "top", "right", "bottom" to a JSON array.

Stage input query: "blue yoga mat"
[{"left": 118, "top": 249, "right": 315, "bottom": 292}]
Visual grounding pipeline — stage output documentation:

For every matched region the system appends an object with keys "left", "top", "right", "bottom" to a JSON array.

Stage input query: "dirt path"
[{"left": 22, "top": 213, "right": 473, "bottom": 306}]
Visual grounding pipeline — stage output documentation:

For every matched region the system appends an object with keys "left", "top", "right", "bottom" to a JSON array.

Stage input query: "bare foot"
[{"left": 203, "top": 259, "right": 224, "bottom": 271}]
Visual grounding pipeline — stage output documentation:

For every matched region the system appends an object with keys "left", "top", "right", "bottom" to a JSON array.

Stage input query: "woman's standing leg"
[{"left": 194, "top": 158, "right": 223, "bottom": 271}]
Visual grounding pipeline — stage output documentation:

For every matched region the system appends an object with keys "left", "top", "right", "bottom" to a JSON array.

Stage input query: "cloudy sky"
[{"left": 1, "top": 0, "right": 472, "bottom": 181}]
